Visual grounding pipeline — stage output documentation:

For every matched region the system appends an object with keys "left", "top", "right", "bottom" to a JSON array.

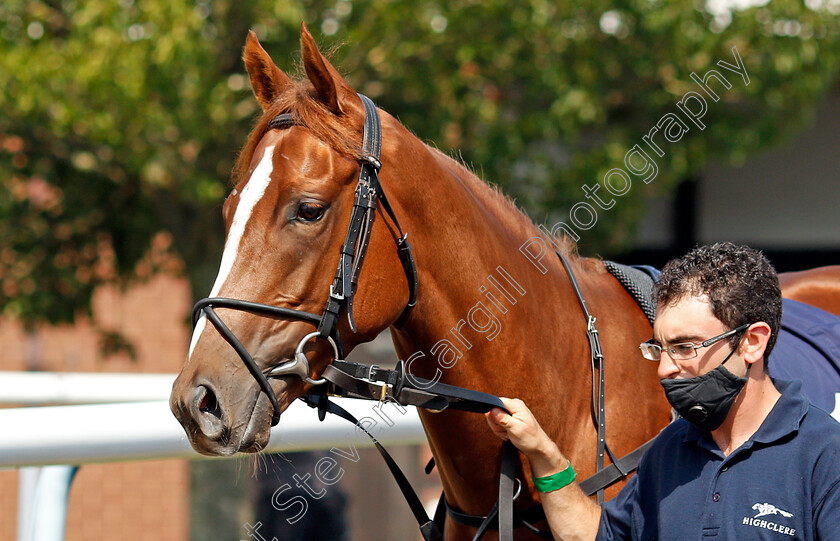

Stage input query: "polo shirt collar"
[{"left": 682, "top": 379, "right": 808, "bottom": 448}]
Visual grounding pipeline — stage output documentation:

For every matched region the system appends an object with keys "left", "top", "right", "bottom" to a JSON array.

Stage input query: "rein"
[{"left": 190, "top": 94, "right": 653, "bottom": 540}]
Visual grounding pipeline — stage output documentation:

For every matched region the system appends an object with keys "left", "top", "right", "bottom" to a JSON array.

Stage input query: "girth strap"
[
  {"left": 497, "top": 441, "right": 517, "bottom": 541},
  {"left": 458, "top": 441, "right": 519, "bottom": 541},
  {"left": 443, "top": 492, "right": 552, "bottom": 539},
  {"left": 554, "top": 249, "right": 620, "bottom": 503}
]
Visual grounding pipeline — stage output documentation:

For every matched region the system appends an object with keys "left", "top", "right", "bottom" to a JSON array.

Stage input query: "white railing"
[
  {"left": 0, "top": 371, "right": 426, "bottom": 467},
  {"left": 0, "top": 397, "right": 426, "bottom": 467},
  {"left": 0, "top": 371, "right": 176, "bottom": 405},
  {"left": 1, "top": 371, "right": 427, "bottom": 541}
]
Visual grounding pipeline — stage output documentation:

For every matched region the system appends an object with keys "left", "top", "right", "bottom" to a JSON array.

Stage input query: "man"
[{"left": 486, "top": 242, "right": 840, "bottom": 540}]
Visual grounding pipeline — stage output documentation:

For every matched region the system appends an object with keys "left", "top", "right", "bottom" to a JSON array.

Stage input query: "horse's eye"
[{"left": 296, "top": 202, "right": 326, "bottom": 222}]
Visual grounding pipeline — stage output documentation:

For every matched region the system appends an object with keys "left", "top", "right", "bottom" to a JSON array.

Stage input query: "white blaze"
[{"left": 188, "top": 146, "right": 276, "bottom": 358}]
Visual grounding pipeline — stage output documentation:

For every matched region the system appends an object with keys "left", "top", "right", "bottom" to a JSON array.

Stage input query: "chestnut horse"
[
  {"left": 780, "top": 266, "right": 840, "bottom": 316},
  {"left": 170, "top": 24, "right": 840, "bottom": 539}
]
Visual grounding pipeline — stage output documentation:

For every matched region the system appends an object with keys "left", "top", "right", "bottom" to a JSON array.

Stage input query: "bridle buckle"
[
  {"left": 329, "top": 283, "right": 345, "bottom": 301},
  {"left": 375, "top": 381, "right": 389, "bottom": 401},
  {"left": 362, "top": 364, "right": 390, "bottom": 401},
  {"left": 361, "top": 154, "right": 382, "bottom": 170}
]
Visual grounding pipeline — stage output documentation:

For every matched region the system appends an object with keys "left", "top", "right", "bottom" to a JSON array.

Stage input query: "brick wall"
[{"left": 0, "top": 274, "right": 191, "bottom": 540}]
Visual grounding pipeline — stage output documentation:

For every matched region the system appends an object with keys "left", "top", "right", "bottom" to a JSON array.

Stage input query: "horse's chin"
[
  {"left": 236, "top": 376, "right": 299, "bottom": 453},
  {"left": 236, "top": 392, "right": 275, "bottom": 453}
]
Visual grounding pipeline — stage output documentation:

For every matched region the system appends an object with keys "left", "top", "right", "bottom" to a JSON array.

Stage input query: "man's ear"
[{"left": 742, "top": 322, "right": 772, "bottom": 365}]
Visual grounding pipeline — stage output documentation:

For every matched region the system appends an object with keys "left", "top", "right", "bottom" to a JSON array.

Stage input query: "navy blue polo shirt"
[{"left": 598, "top": 380, "right": 840, "bottom": 540}]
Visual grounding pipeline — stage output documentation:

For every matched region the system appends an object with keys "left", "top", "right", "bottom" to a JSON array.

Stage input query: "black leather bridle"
[
  {"left": 191, "top": 94, "right": 418, "bottom": 426},
  {"left": 190, "top": 93, "right": 655, "bottom": 541}
]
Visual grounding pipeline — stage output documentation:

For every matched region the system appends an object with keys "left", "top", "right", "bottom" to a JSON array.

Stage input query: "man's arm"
[{"left": 485, "top": 398, "right": 602, "bottom": 541}]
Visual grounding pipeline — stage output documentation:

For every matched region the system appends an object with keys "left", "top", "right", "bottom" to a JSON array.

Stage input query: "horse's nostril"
[
  {"left": 197, "top": 385, "right": 220, "bottom": 417},
  {"left": 198, "top": 390, "right": 213, "bottom": 412},
  {"left": 191, "top": 384, "right": 226, "bottom": 442}
]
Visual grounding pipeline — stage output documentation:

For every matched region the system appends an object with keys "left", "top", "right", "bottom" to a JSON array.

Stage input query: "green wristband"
[{"left": 532, "top": 462, "right": 576, "bottom": 493}]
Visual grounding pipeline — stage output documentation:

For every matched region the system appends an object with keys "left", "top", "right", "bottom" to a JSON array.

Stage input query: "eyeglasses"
[{"left": 639, "top": 323, "right": 752, "bottom": 361}]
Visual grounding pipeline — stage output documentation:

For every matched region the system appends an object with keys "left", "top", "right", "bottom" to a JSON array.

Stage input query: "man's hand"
[
  {"left": 485, "top": 397, "right": 601, "bottom": 541},
  {"left": 485, "top": 397, "right": 566, "bottom": 477}
]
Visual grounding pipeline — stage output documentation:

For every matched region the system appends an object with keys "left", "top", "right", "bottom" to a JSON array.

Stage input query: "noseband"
[{"left": 191, "top": 94, "right": 418, "bottom": 426}]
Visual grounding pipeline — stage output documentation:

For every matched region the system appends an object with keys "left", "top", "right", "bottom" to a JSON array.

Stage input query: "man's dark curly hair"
[{"left": 653, "top": 242, "right": 782, "bottom": 363}]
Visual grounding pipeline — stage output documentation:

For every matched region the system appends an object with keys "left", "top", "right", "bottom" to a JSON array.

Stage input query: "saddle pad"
[
  {"left": 603, "top": 261, "right": 659, "bottom": 325},
  {"left": 770, "top": 298, "right": 840, "bottom": 418}
]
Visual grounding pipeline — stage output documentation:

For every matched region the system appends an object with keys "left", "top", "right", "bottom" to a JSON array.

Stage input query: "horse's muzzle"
[{"left": 170, "top": 370, "right": 278, "bottom": 456}]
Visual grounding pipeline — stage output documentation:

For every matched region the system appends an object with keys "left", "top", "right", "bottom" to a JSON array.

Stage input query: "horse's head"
[{"left": 170, "top": 24, "right": 415, "bottom": 456}]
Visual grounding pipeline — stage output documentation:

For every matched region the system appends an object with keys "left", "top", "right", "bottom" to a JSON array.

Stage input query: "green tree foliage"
[{"left": 1, "top": 0, "right": 839, "bottom": 326}]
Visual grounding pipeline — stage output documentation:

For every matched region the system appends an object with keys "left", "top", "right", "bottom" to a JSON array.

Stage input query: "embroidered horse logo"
[{"left": 752, "top": 503, "right": 793, "bottom": 519}]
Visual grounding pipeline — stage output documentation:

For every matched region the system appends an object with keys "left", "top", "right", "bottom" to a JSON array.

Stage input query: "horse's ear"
[
  {"left": 244, "top": 30, "right": 292, "bottom": 111},
  {"left": 300, "top": 21, "right": 361, "bottom": 118}
]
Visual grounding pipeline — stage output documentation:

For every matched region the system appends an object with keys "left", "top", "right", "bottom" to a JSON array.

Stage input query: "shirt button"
[
  {"left": 713, "top": 493, "right": 721, "bottom": 502},
  {"left": 721, "top": 466, "right": 728, "bottom": 472}
]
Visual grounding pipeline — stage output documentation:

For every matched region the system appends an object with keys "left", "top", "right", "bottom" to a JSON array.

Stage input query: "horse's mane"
[
  {"left": 426, "top": 146, "right": 593, "bottom": 267},
  {"left": 232, "top": 79, "right": 591, "bottom": 267}
]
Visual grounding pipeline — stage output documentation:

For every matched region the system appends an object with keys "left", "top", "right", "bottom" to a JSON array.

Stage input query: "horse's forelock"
[{"left": 231, "top": 81, "right": 363, "bottom": 186}]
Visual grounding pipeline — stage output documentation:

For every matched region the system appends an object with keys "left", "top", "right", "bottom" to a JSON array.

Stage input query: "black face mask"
[{"left": 660, "top": 350, "right": 748, "bottom": 432}]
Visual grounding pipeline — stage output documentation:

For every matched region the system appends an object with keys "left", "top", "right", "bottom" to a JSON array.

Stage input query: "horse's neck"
[
  {"left": 382, "top": 132, "right": 606, "bottom": 508},
  {"left": 383, "top": 131, "right": 593, "bottom": 392}
]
